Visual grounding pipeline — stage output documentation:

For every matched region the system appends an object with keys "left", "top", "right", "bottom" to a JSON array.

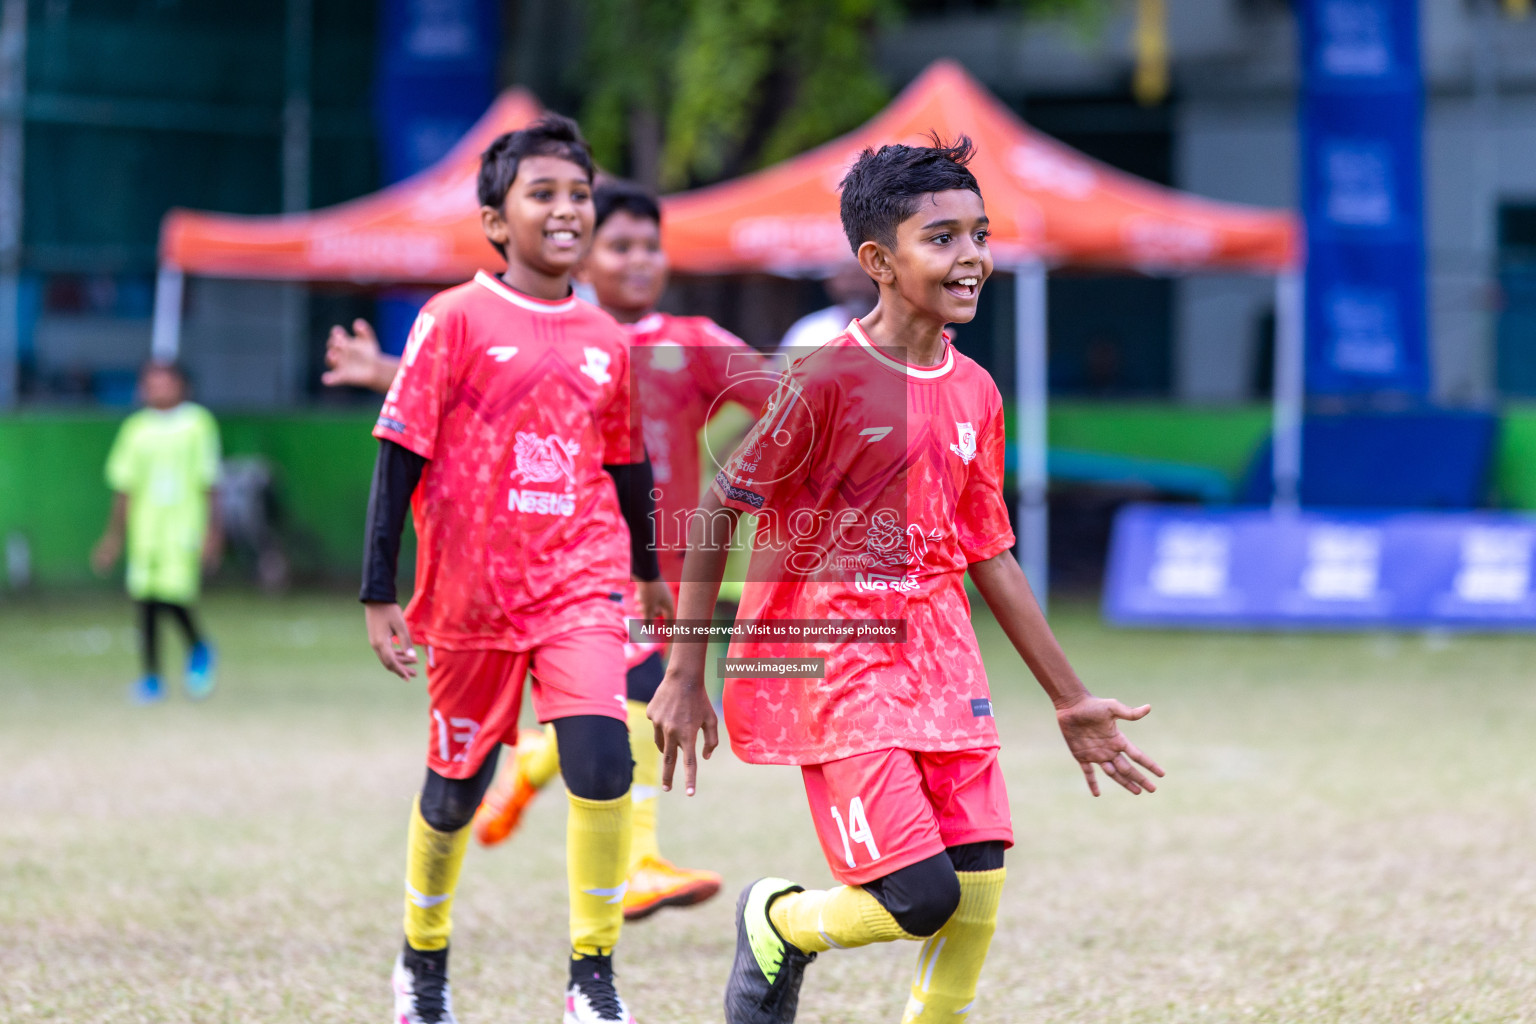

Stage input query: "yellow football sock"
[
  {"left": 901, "top": 868, "right": 1006, "bottom": 1023},
  {"left": 626, "top": 699, "right": 661, "bottom": 868},
  {"left": 401, "top": 797, "right": 471, "bottom": 952},
  {"left": 523, "top": 723, "right": 562, "bottom": 789},
  {"left": 768, "top": 884, "right": 918, "bottom": 954},
  {"left": 567, "top": 791, "right": 632, "bottom": 957}
]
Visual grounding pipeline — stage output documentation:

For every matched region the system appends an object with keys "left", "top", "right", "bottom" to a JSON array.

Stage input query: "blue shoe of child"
[
  {"left": 131, "top": 674, "right": 165, "bottom": 704},
  {"left": 185, "top": 642, "right": 217, "bottom": 700}
]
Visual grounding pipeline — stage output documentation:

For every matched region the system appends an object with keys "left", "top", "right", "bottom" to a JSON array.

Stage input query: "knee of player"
[
  {"left": 868, "top": 854, "right": 962, "bottom": 937},
  {"left": 420, "top": 782, "right": 480, "bottom": 832},
  {"left": 554, "top": 715, "right": 633, "bottom": 801}
]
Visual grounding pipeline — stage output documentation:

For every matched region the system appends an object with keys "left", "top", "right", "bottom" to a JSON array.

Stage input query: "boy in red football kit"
[
  {"left": 325, "top": 181, "right": 776, "bottom": 923},
  {"left": 647, "top": 137, "right": 1164, "bottom": 1024},
  {"left": 360, "top": 116, "right": 670, "bottom": 1024},
  {"left": 472, "top": 181, "right": 777, "bottom": 919}
]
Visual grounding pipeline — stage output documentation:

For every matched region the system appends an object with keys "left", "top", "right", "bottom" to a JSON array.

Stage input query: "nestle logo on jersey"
[{"left": 508, "top": 488, "right": 576, "bottom": 516}]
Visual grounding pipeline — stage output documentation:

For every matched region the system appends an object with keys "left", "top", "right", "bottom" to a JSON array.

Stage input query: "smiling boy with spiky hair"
[
  {"left": 360, "top": 114, "right": 670, "bottom": 1024},
  {"left": 648, "top": 136, "right": 1164, "bottom": 1024}
]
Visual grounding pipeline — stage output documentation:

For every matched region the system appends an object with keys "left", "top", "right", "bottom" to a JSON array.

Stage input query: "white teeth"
[
  {"left": 950, "top": 277, "right": 978, "bottom": 288},
  {"left": 548, "top": 230, "right": 576, "bottom": 241}
]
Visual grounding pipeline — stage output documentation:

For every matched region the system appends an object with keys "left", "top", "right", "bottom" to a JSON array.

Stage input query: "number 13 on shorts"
[{"left": 829, "top": 797, "right": 880, "bottom": 869}]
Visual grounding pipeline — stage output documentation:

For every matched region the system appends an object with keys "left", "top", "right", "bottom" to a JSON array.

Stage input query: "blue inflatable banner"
[
  {"left": 375, "top": 0, "right": 498, "bottom": 184},
  {"left": 1298, "top": 0, "right": 1429, "bottom": 395},
  {"left": 1104, "top": 504, "right": 1536, "bottom": 630},
  {"left": 373, "top": 0, "right": 498, "bottom": 356}
]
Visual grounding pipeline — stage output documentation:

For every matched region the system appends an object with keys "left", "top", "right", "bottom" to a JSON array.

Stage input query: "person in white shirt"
[{"left": 777, "top": 261, "right": 878, "bottom": 352}]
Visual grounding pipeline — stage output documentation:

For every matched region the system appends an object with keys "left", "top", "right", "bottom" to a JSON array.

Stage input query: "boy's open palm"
[{"left": 1056, "top": 696, "right": 1164, "bottom": 797}]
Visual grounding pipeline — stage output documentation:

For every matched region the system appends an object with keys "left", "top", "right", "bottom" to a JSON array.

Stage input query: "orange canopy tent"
[
  {"left": 152, "top": 63, "right": 1306, "bottom": 594},
  {"left": 155, "top": 60, "right": 1299, "bottom": 290},
  {"left": 157, "top": 89, "right": 539, "bottom": 290},
  {"left": 660, "top": 59, "right": 1297, "bottom": 276}
]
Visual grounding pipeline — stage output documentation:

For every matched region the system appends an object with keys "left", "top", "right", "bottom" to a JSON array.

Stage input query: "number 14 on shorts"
[{"left": 829, "top": 797, "right": 880, "bottom": 869}]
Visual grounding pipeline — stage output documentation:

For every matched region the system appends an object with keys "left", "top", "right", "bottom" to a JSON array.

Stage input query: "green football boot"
[{"left": 725, "top": 878, "right": 817, "bottom": 1024}]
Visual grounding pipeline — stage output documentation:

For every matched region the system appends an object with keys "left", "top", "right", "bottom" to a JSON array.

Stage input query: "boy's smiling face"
[
  {"left": 480, "top": 154, "right": 595, "bottom": 277},
  {"left": 578, "top": 209, "right": 668, "bottom": 317},
  {"left": 879, "top": 188, "right": 992, "bottom": 324}
]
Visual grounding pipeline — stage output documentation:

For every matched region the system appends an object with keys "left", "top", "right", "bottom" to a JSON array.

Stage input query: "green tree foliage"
[{"left": 578, "top": 0, "right": 1113, "bottom": 190}]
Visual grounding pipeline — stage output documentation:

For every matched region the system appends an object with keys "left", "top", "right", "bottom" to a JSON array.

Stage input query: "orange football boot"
[
  {"left": 472, "top": 729, "right": 548, "bottom": 847},
  {"left": 621, "top": 856, "right": 723, "bottom": 921}
]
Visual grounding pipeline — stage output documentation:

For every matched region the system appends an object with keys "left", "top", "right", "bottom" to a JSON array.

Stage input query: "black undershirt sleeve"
[
  {"left": 604, "top": 458, "right": 661, "bottom": 583},
  {"left": 359, "top": 439, "right": 427, "bottom": 604}
]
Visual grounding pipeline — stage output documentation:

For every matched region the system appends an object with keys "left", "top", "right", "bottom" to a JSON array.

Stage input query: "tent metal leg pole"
[
  {"left": 151, "top": 266, "right": 184, "bottom": 362},
  {"left": 1014, "top": 262, "right": 1049, "bottom": 611},
  {"left": 1272, "top": 270, "right": 1304, "bottom": 512}
]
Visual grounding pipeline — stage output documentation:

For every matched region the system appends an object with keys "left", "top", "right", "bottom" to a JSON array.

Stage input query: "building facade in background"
[{"left": 5, "top": 0, "right": 1536, "bottom": 408}]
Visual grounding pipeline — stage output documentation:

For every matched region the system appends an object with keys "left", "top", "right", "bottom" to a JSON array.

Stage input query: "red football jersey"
[
  {"left": 619, "top": 313, "right": 775, "bottom": 667},
  {"left": 627, "top": 312, "right": 777, "bottom": 582},
  {"left": 375, "top": 271, "right": 640, "bottom": 652},
  {"left": 712, "top": 320, "right": 1015, "bottom": 765}
]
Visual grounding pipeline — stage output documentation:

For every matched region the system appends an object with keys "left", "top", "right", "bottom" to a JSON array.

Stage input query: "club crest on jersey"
[
  {"left": 580, "top": 347, "right": 613, "bottom": 384},
  {"left": 949, "top": 421, "right": 978, "bottom": 464},
  {"left": 509, "top": 432, "right": 580, "bottom": 517}
]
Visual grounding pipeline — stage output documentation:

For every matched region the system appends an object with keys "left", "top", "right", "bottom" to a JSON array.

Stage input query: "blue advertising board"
[
  {"left": 374, "top": 0, "right": 498, "bottom": 355},
  {"left": 1104, "top": 504, "right": 1536, "bottom": 630},
  {"left": 1298, "top": 0, "right": 1429, "bottom": 395}
]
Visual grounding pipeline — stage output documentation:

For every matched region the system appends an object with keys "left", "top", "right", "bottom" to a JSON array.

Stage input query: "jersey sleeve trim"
[
  {"left": 964, "top": 531, "right": 1017, "bottom": 565},
  {"left": 372, "top": 422, "right": 435, "bottom": 461},
  {"left": 711, "top": 472, "right": 768, "bottom": 513}
]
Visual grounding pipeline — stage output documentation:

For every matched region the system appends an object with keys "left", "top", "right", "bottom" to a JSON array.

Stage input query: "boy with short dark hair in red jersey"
[
  {"left": 472, "top": 180, "right": 778, "bottom": 921},
  {"left": 648, "top": 137, "right": 1164, "bottom": 1024},
  {"left": 360, "top": 115, "right": 669, "bottom": 1024}
]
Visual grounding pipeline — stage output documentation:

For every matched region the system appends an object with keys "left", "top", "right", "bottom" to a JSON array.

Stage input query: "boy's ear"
[
  {"left": 480, "top": 204, "right": 510, "bottom": 251},
  {"left": 856, "top": 239, "right": 895, "bottom": 286}
]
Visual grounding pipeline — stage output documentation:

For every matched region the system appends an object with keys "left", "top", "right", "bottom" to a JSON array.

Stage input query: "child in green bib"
[{"left": 93, "top": 361, "right": 222, "bottom": 702}]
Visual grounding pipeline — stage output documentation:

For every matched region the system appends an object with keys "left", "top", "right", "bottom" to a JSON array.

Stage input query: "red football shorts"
[
  {"left": 801, "top": 747, "right": 1013, "bottom": 886},
  {"left": 423, "top": 627, "right": 629, "bottom": 779}
]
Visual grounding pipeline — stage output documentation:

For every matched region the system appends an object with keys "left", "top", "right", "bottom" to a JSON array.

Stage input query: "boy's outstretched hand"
[
  {"left": 364, "top": 601, "right": 418, "bottom": 679},
  {"left": 322, "top": 319, "right": 398, "bottom": 393},
  {"left": 1055, "top": 695, "right": 1164, "bottom": 796},
  {"left": 648, "top": 666, "right": 718, "bottom": 797}
]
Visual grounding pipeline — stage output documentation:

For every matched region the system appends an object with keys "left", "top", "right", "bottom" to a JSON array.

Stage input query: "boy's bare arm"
[
  {"left": 968, "top": 551, "right": 1164, "bottom": 797},
  {"left": 648, "top": 487, "right": 738, "bottom": 796},
  {"left": 91, "top": 493, "right": 128, "bottom": 575}
]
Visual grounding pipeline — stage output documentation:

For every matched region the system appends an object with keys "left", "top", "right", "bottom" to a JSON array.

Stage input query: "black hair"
[
  {"left": 477, "top": 113, "right": 595, "bottom": 211},
  {"left": 837, "top": 134, "right": 981, "bottom": 253},
  {"left": 594, "top": 180, "right": 662, "bottom": 233}
]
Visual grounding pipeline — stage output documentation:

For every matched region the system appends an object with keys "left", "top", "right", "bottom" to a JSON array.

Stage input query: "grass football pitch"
[{"left": 2, "top": 592, "right": 1533, "bottom": 1023}]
